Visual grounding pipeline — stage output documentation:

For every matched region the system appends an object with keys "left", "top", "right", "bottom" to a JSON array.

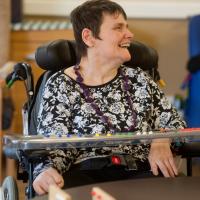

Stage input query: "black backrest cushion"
[{"left": 35, "top": 39, "right": 158, "bottom": 72}]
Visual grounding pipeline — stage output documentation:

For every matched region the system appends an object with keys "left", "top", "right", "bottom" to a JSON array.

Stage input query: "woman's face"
[{"left": 93, "top": 13, "right": 133, "bottom": 65}]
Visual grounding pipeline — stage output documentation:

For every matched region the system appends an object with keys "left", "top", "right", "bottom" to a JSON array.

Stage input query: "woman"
[{"left": 33, "top": 0, "right": 186, "bottom": 195}]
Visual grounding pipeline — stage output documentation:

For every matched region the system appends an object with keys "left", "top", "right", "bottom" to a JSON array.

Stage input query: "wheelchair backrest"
[{"left": 28, "top": 39, "right": 160, "bottom": 135}]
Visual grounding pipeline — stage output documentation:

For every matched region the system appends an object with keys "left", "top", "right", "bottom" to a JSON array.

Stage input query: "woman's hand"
[
  {"left": 33, "top": 167, "right": 64, "bottom": 195},
  {"left": 148, "top": 139, "right": 178, "bottom": 177}
]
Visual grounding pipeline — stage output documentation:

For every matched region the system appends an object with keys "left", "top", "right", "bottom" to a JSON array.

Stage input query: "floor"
[{"left": 18, "top": 182, "right": 26, "bottom": 200}]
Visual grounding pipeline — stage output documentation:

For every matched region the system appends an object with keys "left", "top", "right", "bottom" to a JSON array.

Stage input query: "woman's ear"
[{"left": 82, "top": 28, "right": 95, "bottom": 47}]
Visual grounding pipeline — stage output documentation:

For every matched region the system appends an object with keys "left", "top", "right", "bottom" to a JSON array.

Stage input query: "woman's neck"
[{"left": 79, "top": 57, "right": 120, "bottom": 85}]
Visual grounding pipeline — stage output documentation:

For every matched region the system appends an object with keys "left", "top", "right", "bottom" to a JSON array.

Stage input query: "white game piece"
[
  {"left": 91, "top": 187, "right": 116, "bottom": 200},
  {"left": 148, "top": 131, "right": 153, "bottom": 135},
  {"left": 136, "top": 131, "right": 141, "bottom": 135},
  {"left": 49, "top": 185, "right": 72, "bottom": 200},
  {"left": 142, "top": 131, "right": 147, "bottom": 135}
]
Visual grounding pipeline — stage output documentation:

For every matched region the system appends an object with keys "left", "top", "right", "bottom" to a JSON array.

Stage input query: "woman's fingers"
[
  {"left": 51, "top": 170, "right": 64, "bottom": 187},
  {"left": 149, "top": 160, "right": 159, "bottom": 176},
  {"left": 33, "top": 183, "right": 46, "bottom": 196},
  {"left": 168, "top": 157, "right": 178, "bottom": 176},
  {"left": 157, "top": 160, "right": 171, "bottom": 177},
  {"left": 164, "top": 159, "right": 175, "bottom": 177},
  {"left": 33, "top": 167, "right": 64, "bottom": 195},
  {"left": 149, "top": 158, "right": 176, "bottom": 177},
  {"left": 149, "top": 139, "right": 178, "bottom": 178}
]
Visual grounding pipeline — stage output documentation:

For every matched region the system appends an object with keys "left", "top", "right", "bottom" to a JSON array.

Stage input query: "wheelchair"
[{"left": 1, "top": 39, "right": 200, "bottom": 200}]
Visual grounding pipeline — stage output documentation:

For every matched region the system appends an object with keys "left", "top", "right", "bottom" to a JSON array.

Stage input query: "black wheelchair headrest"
[
  {"left": 35, "top": 40, "right": 77, "bottom": 71},
  {"left": 35, "top": 39, "right": 158, "bottom": 73}
]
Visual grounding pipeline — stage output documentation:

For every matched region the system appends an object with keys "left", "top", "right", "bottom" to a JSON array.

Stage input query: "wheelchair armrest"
[
  {"left": 3, "top": 146, "right": 19, "bottom": 160},
  {"left": 179, "top": 142, "right": 200, "bottom": 158},
  {"left": 3, "top": 146, "right": 49, "bottom": 161}
]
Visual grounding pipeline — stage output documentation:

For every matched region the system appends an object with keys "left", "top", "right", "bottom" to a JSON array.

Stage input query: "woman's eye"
[{"left": 114, "top": 26, "right": 122, "bottom": 31}]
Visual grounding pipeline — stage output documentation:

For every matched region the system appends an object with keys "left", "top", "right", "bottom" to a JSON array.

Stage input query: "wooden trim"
[{"left": 11, "top": 29, "right": 74, "bottom": 43}]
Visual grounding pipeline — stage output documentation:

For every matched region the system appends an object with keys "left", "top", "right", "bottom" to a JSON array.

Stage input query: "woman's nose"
[{"left": 126, "top": 29, "right": 134, "bottom": 39}]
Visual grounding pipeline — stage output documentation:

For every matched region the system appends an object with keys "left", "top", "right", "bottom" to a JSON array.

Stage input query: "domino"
[
  {"left": 49, "top": 185, "right": 72, "bottom": 200},
  {"left": 91, "top": 187, "right": 116, "bottom": 200}
]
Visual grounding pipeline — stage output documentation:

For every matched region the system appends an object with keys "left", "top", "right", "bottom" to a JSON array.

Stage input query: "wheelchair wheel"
[
  {"left": 0, "top": 186, "right": 4, "bottom": 200},
  {"left": 2, "top": 176, "right": 18, "bottom": 200}
]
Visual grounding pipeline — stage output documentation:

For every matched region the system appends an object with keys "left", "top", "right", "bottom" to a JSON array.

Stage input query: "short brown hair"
[{"left": 70, "top": 0, "right": 127, "bottom": 57}]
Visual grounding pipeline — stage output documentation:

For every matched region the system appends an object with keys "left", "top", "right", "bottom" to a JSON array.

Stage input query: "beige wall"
[
  {"left": 128, "top": 19, "right": 188, "bottom": 95},
  {"left": 23, "top": 0, "right": 200, "bottom": 19}
]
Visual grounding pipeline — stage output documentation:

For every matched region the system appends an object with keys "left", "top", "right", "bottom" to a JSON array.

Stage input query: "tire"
[
  {"left": 0, "top": 187, "right": 5, "bottom": 200},
  {"left": 2, "top": 176, "right": 18, "bottom": 200}
]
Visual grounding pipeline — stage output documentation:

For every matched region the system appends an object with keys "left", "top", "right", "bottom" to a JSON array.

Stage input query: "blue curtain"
[{"left": 185, "top": 15, "right": 200, "bottom": 127}]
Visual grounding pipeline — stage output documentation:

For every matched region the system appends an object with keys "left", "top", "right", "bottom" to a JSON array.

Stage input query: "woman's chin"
[{"left": 122, "top": 54, "right": 131, "bottom": 63}]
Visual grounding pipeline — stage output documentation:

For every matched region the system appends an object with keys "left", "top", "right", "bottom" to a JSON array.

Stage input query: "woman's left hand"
[{"left": 148, "top": 139, "right": 178, "bottom": 177}]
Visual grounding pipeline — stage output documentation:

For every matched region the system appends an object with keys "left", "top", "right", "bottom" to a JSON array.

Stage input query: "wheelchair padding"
[
  {"left": 35, "top": 39, "right": 77, "bottom": 71},
  {"left": 125, "top": 41, "right": 158, "bottom": 71},
  {"left": 35, "top": 39, "right": 158, "bottom": 74}
]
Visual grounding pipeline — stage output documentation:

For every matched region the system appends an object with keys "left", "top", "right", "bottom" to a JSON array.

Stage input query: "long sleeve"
[
  {"left": 33, "top": 149, "right": 78, "bottom": 179},
  {"left": 33, "top": 72, "right": 77, "bottom": 178},
  {"left": 37, "top": 73, "right": 73, "bottom": 137},
  {"left": 147, "top": 77, "right": 186, "bottom": 130}
]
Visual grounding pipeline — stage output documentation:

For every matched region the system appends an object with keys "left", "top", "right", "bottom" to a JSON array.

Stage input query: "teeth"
[{"left": 119, "top": 43, "right": 130, "bottom": 48}]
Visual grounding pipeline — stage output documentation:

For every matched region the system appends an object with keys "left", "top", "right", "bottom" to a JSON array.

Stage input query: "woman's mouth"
[{"left": 119, "top": 43, "right": 130, "bottom": 48}]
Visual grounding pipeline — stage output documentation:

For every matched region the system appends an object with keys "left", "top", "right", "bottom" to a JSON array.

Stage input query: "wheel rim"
[
  {"left": 2, "top": 176, "right": 19, "bottom": 200},
  {"left": 3, "top": 188, "right": 9, "bottom": 200}
]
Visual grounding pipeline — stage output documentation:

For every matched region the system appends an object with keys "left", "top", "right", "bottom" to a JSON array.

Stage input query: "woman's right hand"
[{"left": 33, "top": 167, "right": 64, "bottom": 195}]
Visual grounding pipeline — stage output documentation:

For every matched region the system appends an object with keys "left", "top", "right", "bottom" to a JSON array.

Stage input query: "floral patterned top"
[{"left": 33, "top": 66, "right": 186, "bottom": 178}]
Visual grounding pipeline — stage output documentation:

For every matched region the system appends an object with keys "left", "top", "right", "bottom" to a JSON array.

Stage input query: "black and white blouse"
[{"left": 33, "top": 66, "right": 186, "bottom": 178}]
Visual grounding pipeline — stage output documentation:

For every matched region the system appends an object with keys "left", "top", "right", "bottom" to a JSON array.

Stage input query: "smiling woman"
[
  {"left": 23, "top": 0, "right": 200, "bottom": 19},
  {"left": 31, "top": 0, "right": 186, "bottom": 196}
]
